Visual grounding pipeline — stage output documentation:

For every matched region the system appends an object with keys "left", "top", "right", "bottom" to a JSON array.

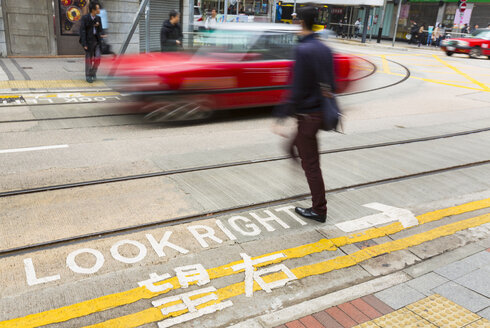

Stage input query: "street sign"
[{"left": 460, "top": 2, "right": 467, "bottom": 12}]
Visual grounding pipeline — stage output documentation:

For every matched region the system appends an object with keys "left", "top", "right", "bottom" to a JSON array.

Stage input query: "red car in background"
[
  {"left": 441, "top": 29, "right": 490, "bottom": 58},
  {"left": 102, "top": 24, "right": 357, "bottom": 121}
]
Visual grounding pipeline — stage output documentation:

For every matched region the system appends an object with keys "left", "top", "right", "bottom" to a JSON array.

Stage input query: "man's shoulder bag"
[{"left": 319, "top": 82, "right": 342, "bottom": 132}]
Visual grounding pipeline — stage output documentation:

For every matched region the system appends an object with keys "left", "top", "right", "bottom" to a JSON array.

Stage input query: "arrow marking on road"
[{"left": 335, "top": 203, "right": 419, "bottom": 232}]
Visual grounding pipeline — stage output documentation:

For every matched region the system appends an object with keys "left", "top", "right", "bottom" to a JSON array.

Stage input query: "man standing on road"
[
  {"left": 161, "top": 10, "right": 183, "bottom": 52},
  {"left": 79, "top": 1, "right": 102, "bottom": 83},
  {"left": 273, "top": 5, "right": 336, "bottom": 223}
]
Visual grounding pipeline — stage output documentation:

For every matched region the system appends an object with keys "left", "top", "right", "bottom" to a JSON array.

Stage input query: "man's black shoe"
[
  {"left": 86, "top": 76, "right": 93, "bottom": 83},
  {"left": 295, "top": 207, "right": 326, "bottom": 223}
]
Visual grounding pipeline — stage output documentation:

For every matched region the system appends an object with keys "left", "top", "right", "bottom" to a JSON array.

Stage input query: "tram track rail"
[
  {"left": 1, "top": 158, "right": 488, "bottom": 259},
  {"left": 0, "top": 56, "right": 429, "bottom": 258},
  {"left": 1, "top": 126, "right": 488, "bottom": 199},
  {"left": 0, "top": 57, "right": 401, "bottom": 125}
]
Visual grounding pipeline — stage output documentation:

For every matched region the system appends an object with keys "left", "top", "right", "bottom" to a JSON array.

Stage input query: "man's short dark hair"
[
  {"left": 298, "top": 5, "right": 317, "bottom": 31},
  {"left": 169, "top": 10, "right": 180, "bottom": 19},
  {"left": 89, "top": 1, "right": 100, "bottom": 12},
  {"left": 212, "top": 8, "right": 217, "bottom": 12}
]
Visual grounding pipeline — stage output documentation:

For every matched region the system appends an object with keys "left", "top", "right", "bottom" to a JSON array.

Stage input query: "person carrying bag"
[{"left": 273, "top": 5, "right": 340, "bottom": 223}]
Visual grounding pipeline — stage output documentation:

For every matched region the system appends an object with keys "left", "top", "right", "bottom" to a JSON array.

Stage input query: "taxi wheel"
[
  {"left": 469, "top": 47, "right": 481, "bottom": 58},
  {"left": 144, "top": 101, "right": 214, "bottom": 123},
  {"left": 445, "top": 51, "right": 453, "bottom": 56}
]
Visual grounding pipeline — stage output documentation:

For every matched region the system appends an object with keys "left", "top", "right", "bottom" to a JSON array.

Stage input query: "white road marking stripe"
[
  {"left": 335, "top": 203, "right": 419, "bottom": 232},
  {"left": 0, "top": 144, "right": 69, "bottom": 154}
]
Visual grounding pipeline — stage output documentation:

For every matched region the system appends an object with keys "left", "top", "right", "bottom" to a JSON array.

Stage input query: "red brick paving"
[
  {"left": 312, "top": 311, "right": 343, "bottom": 328},
  {"left": 299, "top": 315, "right": 325, "bottom": 328},
  {"left": 280, "top": 295, "right": 394, "bottom": 328},
  {"left": 326, "top": 307, "right": 357, "bottom": 328},
  {"left": 350, "top": 298, "right": 383, "bottom": 320},
  {"left": 285, "top": 320, "right": 306, "bottom": 328},
  {"left": 361, "top": 294, "right": 394, "bottom": 315},
  {"left": 338, "top": 302, "right": 370, "bottom": 324}
]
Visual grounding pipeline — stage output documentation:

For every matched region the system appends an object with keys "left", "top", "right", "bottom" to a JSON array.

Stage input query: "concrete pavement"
[
  {"left": 0, "top": 42, "right": 489, "bottom": 328},
  {"left": 266, "top": 247, "right": 490, "bottom": 328},
  {"left": 0, "top": 57, "right": 110, "bottom": 93},
  {"left": 1, "top": 188, "right": 489, "bottom": 327}
]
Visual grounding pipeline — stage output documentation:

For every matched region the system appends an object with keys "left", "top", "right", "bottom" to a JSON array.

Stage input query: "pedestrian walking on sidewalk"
[
  {"left": 160, "top": 10, "right": 183, "bottom": 52},
  {"left": 205, "top": 9, "right": 219, "bottom": 29},
  {"left": 79, "top": 1, "right": 102, "bottom": 83},
  {"left": 432, "top": 24, "right": 440, "bottom": 46},
  {"left": 291, "top": 13, "right": 300, "bottom": 24},
  {"left": 418, "top": 23, "right": 425, "bottom": 47},
  {"left": 98, "top": 1, "right": 115, "bottom": 55},
  {"left": 273, "top": 5, "right": 336, "bottom": 223},
  {"left": 354, "top": 18, "right": 361, "bottom": 38}
]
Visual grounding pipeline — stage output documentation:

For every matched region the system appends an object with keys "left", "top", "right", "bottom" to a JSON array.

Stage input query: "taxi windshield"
[
  {"left": 473, "top": 30, "right": 490, "bottom": 40},
  {"left": 192, "top": 29, "right": 297, "bottom": 61}
]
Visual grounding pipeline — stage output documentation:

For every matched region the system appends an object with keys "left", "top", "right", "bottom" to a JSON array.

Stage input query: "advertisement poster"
[
  {"left": 59, "top": 0, "right": 91, "bottom": 35},
  {"left": 399, "top": 4, "right": 410, "bottom": 26}
]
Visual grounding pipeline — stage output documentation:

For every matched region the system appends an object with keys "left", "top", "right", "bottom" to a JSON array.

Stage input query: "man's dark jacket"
[
  {"left": 410, "top": 24, "right": 419, "bottom": 35},
  {"left": 276, "top": 33, "right": 336, "bottom": 118},
  {"left": 160, "top": 20, "right": 183, "bottom": 52},
  {"left": 79, "top": 14, "right": 102, "bottom": 48}
]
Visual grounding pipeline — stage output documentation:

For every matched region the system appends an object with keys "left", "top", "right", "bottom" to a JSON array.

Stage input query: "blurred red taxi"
[
  {"left": 441, "top": 29, "right": 490, "bottom": 58},
  {"left": 102, "top": 24, "right": 358, "bottom": 121}
]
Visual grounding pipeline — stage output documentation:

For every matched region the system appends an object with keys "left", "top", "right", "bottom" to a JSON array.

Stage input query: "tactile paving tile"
[
  {"left": 373, "top": 308, "right": 436, "bottom": 328},
  {"left": 406, "top": 294, "right": 481, "bottom": 328},
  {"left": 354, "top": 321, "right": 381, "bottom": 328},
  {"left": 465, "top": 318, "right": 490, "bottom": 328}
]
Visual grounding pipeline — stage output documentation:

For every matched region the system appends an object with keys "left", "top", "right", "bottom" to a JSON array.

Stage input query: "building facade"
[
  {"left": 388, "top": 0, "right": 490, "bottom": 39},
  {"left": 0, "top": 0, "right": 184, "bottom": 56}
]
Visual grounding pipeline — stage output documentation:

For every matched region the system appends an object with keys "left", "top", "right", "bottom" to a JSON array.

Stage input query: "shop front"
[{"left": 198, "top": 0, "right": 271, "bottom": 22}]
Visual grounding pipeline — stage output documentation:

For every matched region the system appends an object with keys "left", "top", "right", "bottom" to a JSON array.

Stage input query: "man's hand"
[
  {"left": 176, "top": 40, "right": 181, "bottom": 45},
  {"left": 84, "top": 46, "right": 88, "bottom": 50},
  {"left": 271, "top": 119, "right": 289, "bottom": 138}
]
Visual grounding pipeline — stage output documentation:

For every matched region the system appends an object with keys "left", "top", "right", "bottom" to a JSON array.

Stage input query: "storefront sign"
[{"left": 453, "top": 3, "right": 473, "bottom": 26}]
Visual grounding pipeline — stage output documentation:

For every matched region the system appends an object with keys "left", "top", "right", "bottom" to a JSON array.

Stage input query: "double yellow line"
[{"left": 1, "top": 198, "right": 489, "bottom": 328}]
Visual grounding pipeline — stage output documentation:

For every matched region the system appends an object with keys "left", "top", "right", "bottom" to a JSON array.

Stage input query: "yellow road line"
[
  {"left": 350, "top": 54, "right": 427, "bottom": 57},
  {"left": 20, "top": 92, "right": 120, "bottom": 98},
  {"left": 0, "top": 80, "right": 107, "bottom": 89},
  {"left": 417, "top": 78, "right": 475, "bottom": 85},
  {"left": 408, "top": 64, "right": 446, "bottom": 67},
  {"left": 387, "top": 72, "right": 488, "bottom": 92},
  {"left": 409, "top": 76, "right": 487, "bottom": 91},
  {"left": 380, "top": 55, "right": 391, "bottom": 74},
  {"left": 432, "top": 55, "right": 490, "bottom": 91},
  {"left": 86, "top": 212, "right": 490, "bottom": 328},
  {"left": 1, "top": 198, "right": 488, "bottom": 328}
]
